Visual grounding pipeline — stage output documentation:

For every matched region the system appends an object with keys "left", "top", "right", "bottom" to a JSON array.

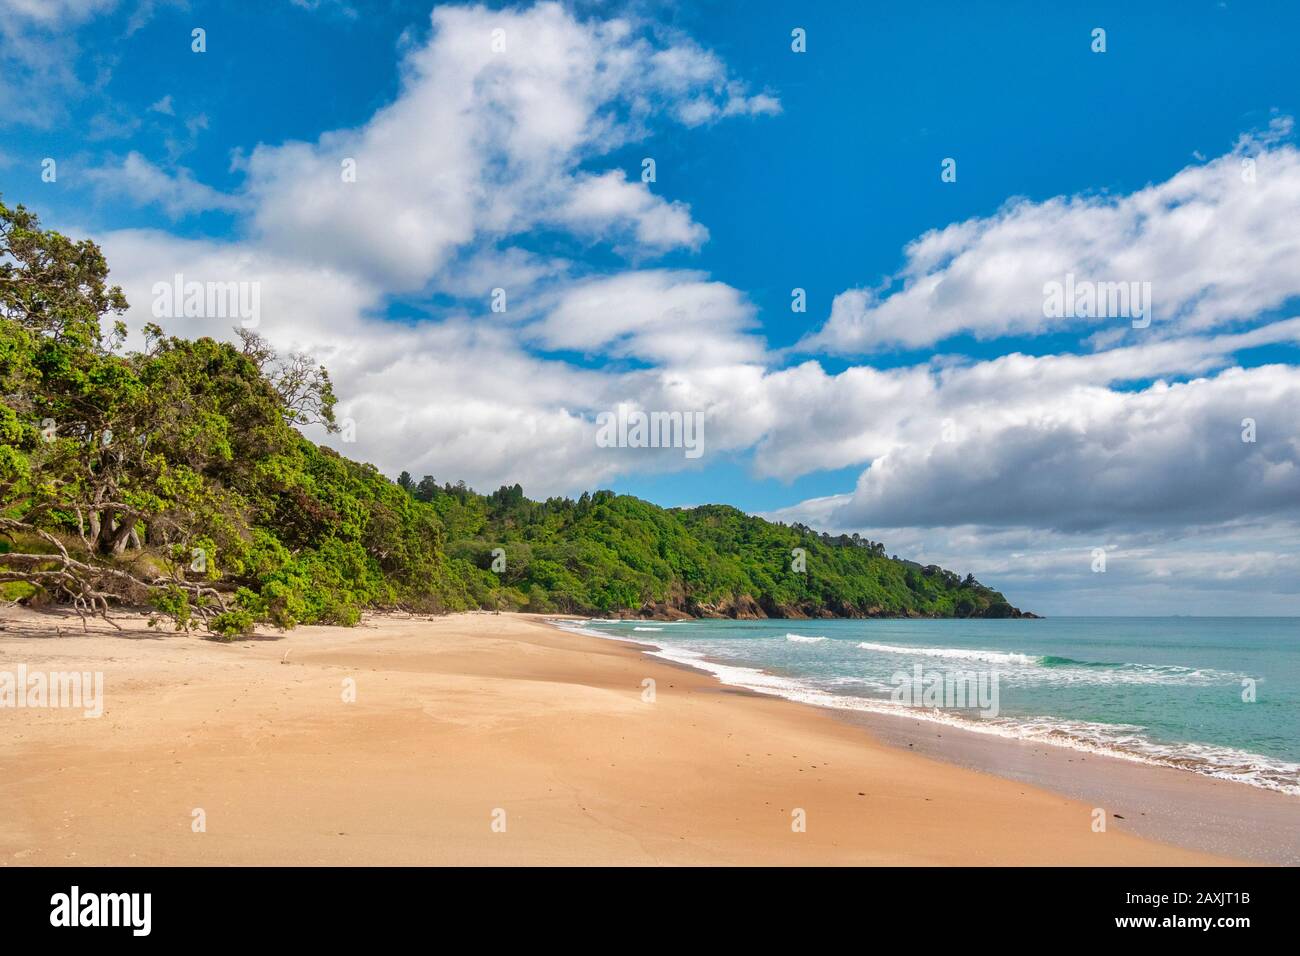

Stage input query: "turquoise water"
[{"left": 557, "top": 617, "right": 1300, "bottom": 795}]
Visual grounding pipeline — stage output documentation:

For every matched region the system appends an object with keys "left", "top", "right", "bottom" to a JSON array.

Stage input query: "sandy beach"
[{"left": 0, "top": 607, "right": 1270, "bottom": 866}]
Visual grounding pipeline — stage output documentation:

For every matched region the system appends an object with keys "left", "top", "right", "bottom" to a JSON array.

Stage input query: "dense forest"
[{"left": 0, "top": 200, "right": 1031, "bottom": 636}]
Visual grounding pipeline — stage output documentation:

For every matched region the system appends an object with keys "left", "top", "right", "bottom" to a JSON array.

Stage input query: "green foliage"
[
  {"left": 150, "top": 585, "right": 192, "bottom": 631},
  {"left": 1, "top": 580, "right": 37, "bottom": 601},
  {"left": 418, "top": 490, "right": 1022, "bottom": 619},
  {"left": 209, "top": 608, "right": 255, "bottom": 641}
]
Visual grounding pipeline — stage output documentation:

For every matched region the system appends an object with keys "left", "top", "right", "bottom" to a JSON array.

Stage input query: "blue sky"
[{"left": 3, "top": 0, "right": 1300, "bottom": 614}]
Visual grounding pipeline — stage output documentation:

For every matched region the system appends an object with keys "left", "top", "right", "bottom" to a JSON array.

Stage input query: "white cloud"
[
  {"left": 554, "top": 171, "right": 707, "bottom": 251},
  {"left": 84, "top": 2, "right": 782, "bottom": 497},
  {"left": 816, "top": 364, "right": 1300, "bottom": 533},
  {"left": 804, "top": 120, "right": 1300, "bottom": 353},
  {"left": 0, "top": 1, "right": 104, "bottom": 126},
  {"left": 0, "top": 0, "right": 115, "bottom": 25},
  {"left": 647, "top": 46, "right": 781, "bottom": 125},
  {"left": 745, "top": 318, "right": 1300, "bottom": 482},
  {"left": 0, "top": 0, "right": 171, "bottom": 127},
  {"left": 530, "top": 270, "right": 761, "bottom": 365},
  {"left": 87, "top": 152, "right": 242, "bottom": 218},
  {"left": 235, "top": 2, "right": 774, "bottom": 292}
]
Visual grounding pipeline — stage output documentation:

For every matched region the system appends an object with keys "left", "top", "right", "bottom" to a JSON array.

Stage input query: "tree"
[
  {"left": 0, "top": 200, "right": 309, "bottom": 632},
  {"left": 236, "top": 327, "right": 338, "bottom": 431},
  {"left": 0, "top": 200, "right": 233, "bottom": 624},
  {"left": 413, "top": 475, "right": 438, "bottom": 502}
]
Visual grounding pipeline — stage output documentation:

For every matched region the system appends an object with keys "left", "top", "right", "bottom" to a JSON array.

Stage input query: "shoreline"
[
  {"left": 603, "top": 608, "right": 1043, "bottom": 621},
  {"left": 552, "top": 618, "right": 1300, "bottom": 865},
  {"left": 834, "top": 704, "right": 1300, "bottom": 865},
  {"left": 0, "top": 607, "right": 1274, "bottom": 865},
  {"left": 556, "top": 618, "right": 1300, "bottom": 796}
]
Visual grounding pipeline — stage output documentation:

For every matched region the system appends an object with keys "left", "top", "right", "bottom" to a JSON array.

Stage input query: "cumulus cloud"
[
  {"left": 234, "top": 2, "right": 774, "bottom": 291},
  {"left": 529, "top": 270, "right": 761, "bottom": 365},
  {"left": 746, "top": 318, "right": 1300, "bottom": 482},
  {"left": 554, "top": 171, "right": 707, "bottom": 251},
  {"left": 816, "top": 365, "right": 1300, "bottom": 533},
  {"left": 96, "top": 228, "right": 615, "bottom": 491},
  {"left": 87, "top": 152, "right": 242, "bottom": 218},
  {"left": 79, "top": 2, "right": 786, "bottom": 496},
  {"left": 98, "top": 222, "right": 774, "bottom": 494},
  {"left": 804, "top": 118, "right": 1300, "bottom": 353}
]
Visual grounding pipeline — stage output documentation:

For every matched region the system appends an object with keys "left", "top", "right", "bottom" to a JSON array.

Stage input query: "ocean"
[{"left": 555, "top": 616, "right": 1300, "bottom": 795}]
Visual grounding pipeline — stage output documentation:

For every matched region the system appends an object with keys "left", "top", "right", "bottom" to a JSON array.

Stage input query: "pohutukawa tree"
[{"left": 0, "top": 199, "right": 335, "bottom": 632}]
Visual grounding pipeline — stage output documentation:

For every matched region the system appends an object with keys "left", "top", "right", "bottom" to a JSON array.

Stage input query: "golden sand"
[{"left": 0, "top": 609, "right": 1237, "bottom": 865}]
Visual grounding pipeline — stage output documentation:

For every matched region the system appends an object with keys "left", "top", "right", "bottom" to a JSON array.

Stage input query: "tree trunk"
[{"left": 107, "top": 515, "right": 138, "bottom": 556}]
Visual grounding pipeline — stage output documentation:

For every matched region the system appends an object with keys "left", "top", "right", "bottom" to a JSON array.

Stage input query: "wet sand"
[{"left": 835, "top": 708, "right": 1299, "bottom": 864}]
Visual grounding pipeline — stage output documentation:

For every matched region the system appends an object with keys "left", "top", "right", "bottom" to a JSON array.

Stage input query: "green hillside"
[{"left": 421, "top": 484, "right": 1027, "bottom": 620}]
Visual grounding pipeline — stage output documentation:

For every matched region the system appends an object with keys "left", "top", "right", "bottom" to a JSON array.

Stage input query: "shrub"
[{"left": 209, "top": 609, "right": 255, "bottom": 641}]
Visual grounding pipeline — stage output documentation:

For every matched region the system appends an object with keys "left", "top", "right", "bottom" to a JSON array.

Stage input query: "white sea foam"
[
  {"left": 633, "top": 626, "right": 663, "bottom": 632},
  {"left": 786, "top": 633, "right": 826, "bottom": 643},
  {"left": 857, "top": 641, "right": 1038, "bottom": 666},
  {"left": 549, "top": 619, "right": 637, "bottom": 641},
  {"left": 551, "top": 619, "right": 1298, "bottom": 796},
  {"left": 852, "top": 641, "right": 1244, "bottom": 686}
]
